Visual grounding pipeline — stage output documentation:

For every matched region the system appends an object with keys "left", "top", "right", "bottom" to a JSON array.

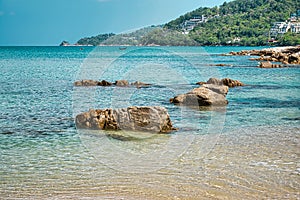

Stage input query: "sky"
[{"left": 0, "top": 0, "right": 229, "bottom": 46}]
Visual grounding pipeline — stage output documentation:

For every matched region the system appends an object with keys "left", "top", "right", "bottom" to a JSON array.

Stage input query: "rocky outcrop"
[
  {"left": 74, "top": 79, "right": 112, "bottom": 86},
  {"left": 227, "top": 46, "right": 300, "bottom": 65},
  {"left": 170, "top": 84, "right": 229, "bottom": 107},
  {"left": 221, "top": 78, "right": 245, "bottom": 87},
  {"left": 59, "top": 41, "right": 71, "bottom": 46},
  {"left": 75, "top": 106, "right": 176, "bottom": 133},
  {"left": 197, "top": 77, "right": 245, "bottom": 88},
  {"left": 74, "top": 80, "right": 152, "bottom": 87},
  {"left": 115, "top": 80, "right": 129, "bottom": 86},
  {"left": 258, "top": 61, "right": 284, "bottom": 68}
]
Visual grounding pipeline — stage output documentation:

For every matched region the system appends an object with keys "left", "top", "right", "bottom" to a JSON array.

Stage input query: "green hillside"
[
  {"left": 65, "top": 0, "right": 300, "bottom": 46},
  {"left": 76, "top": 33, "right": 115, "bottom": 46},
  {"left": 165, "top": 0, "right": 300, "bottom": 46},
  {"left": 101, "top": 26, "right": 161, "bottom": 46}
]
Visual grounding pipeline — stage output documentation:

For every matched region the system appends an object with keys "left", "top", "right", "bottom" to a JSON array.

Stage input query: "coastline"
[
  {"left": 2, "top": 125, "right": 298, "bottom": 199},
  {"left": 0, "top": 46, "right": 299, "bottom": 200}
]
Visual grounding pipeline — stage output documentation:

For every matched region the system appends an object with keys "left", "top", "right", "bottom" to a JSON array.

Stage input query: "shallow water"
[{"left": 0, "top": 46, "right": 299, "bottom": 199}]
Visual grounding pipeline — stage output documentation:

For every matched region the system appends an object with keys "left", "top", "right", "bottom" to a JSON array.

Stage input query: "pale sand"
[{"left": 1, "top": 126, "right": 299, "bottom": 199}]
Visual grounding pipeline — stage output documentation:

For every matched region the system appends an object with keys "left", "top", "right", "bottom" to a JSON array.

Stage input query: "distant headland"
[{"left": 60, "top": 0, "right": 300, "bottom": 47}]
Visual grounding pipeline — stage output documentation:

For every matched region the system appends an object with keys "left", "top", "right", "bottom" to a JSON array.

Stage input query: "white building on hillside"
[{"left": 291, "top": 23, "right": 300, "bottom": 33}]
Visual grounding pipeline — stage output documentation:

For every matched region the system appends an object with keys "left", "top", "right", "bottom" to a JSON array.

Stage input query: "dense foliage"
[
  {"left": 71, "top": 0, "right": 299, "bottom": 46},
  {"left": 140, "top": 28, "right": 197, "bottom": 46},
  {"left": 166, "top": 0, "right": 300, "bottom": 46},
  {"left": 277, "top": 32, "right": 300, "bottom": 46},
  {"left": 76, "top": 33, "right": 115, "bottom": 46},
  {"left": 101, "top": 26, "right": 160, "bottom": 46}
]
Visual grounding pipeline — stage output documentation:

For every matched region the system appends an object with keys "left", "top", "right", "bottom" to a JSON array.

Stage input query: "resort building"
[
  {"left": 291, "top": 23, "right": 300, "bottom": 33},
  {"left": 270, "top": 22, "right": 290, "bottom": 36},
  {"left": 270, "top": 9, "right": 300, "bottom": 36},
  {"left": 181, "top": 15, "right": 207, "bottom": 34}
]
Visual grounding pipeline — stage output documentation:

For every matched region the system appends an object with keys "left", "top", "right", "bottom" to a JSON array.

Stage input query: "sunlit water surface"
[{"left": 0, "top": 46, "right": 299, "bottom": 199}]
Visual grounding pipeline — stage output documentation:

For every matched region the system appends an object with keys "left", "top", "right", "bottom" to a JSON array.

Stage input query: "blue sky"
[{"left": 0, "top": 0, "right": 229, "bottom": 46}]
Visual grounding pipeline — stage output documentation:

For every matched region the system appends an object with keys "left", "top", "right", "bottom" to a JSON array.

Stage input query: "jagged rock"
[
  {"left": 289, "top": 52, "right": 300, "bottom": 64},
  {"left": 99, "top": 80, "right": 113, "bottom": 86},
  {"left": 170, "top": 85, "right": 229, "bottom": 107},
  {"left": 221, "top": 78, "right": 245, "bottom": 87},
  {"left": 229, "top": 46, "right": 300, "bottom": 65},
  {"left": 207, "top": 77, "right": 222, "bottom": 85},
  {"left": 75, "top": 106, "right": 176, "bottom": 133},
  {"left": 202, "top": 77, "right": 244, "bottom": 87},
  {"left": 115, "top": 80, "right": 129, "bottom": 86}
]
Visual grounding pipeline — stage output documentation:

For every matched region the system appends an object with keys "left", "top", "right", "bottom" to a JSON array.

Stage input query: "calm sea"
[{"left": 0, "top": 46, "right": 299, "bottom": 199}]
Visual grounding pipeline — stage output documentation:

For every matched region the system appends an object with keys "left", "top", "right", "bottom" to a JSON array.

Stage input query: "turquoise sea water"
[{"left": 0, "top": 46, "right": 299, "bottom": 199}]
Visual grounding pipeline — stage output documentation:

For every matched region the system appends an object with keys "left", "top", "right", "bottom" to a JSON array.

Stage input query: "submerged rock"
[
  {"left": 131, "top": 81, "right": 152, "bottom": 88},
  {"left": 75, "top": 106, "right": 176, "bottom": 133}
]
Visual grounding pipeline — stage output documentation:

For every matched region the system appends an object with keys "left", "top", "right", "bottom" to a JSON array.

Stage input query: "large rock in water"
[
  {"left": 205, "top": 77, "right": 244, "bottom": 87},
  {"left": 258, "top": 61, "right": 283, "bottom": 68},
  {"left": 170, "top": 84, "right": 229, "bottom": 107},
  {"left": 75, "top": 106, "right": 176, "bottom": 133}
]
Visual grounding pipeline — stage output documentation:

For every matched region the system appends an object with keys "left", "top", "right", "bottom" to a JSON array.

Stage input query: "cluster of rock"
[
  {"left": 227, "top": 46, "right": 300, "bottom": 65},
  {"left": 75, "top": 77, "right": 244, "bottom": 136},
  {"left": 197, "top": 77, "right": 245, "bottom": 88},
  {"left": 74, "top": 79, "right": 112, "bottom": 86},
  {"left": 74, "top": 79, "right": 151, "bottom": 88},
  {"left": 170, "top": 79, "right": 230, "bottom": 107},
  {"left": 75, "top": 106, "right": 177, "bottom": 133}
]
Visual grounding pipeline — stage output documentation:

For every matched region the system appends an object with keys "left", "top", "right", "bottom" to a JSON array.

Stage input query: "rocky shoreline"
[
  {"left": 227, "top": 46, "right": 300, "bottom": 67},
  {"left": 75, "top": 77, "right": 244, "bottom": 136}
]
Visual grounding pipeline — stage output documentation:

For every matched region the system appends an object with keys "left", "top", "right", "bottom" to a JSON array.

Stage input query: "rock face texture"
[
  {"left": 74, "top": 79, "right": 112, "bottom": 86},
  {"left": 197, "top": 77, "right": 245, "bottom": 88},
  {"left": 221, "top": 78, "right": 245, "bottom": 87},
  {"left": 170, "top": 84, "right": 229, "bottom": 107},
  {"left": 258, "top": 61, "right": 284, "bottom": 68},
  {"left": 228, "top": 46, "right": 300, "bottom": 65},
  {"left": 75, "top": 106, "right": 176, "bottom": 133},
  {"left": 74, "top": 79, "right": 152, "bottom": 88},
  {"left": 114, "top": 80, "right": 129, "bottom": 86}
]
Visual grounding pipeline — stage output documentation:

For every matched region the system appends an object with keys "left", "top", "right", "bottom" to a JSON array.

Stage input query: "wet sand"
[{"left": 2, "top": 126, "right": 299, "bottom": 199}]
